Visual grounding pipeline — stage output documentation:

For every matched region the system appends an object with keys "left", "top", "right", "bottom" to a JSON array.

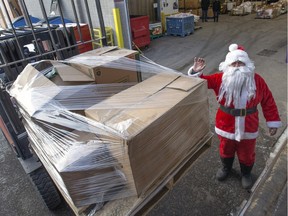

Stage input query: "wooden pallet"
[
  {"left": 150, "top": 34, "right": 164, "bottom": 40},
  {"left": 77, "top": 132, "right": 213, "bottom": 216},
  {"left": 194, "top": 26, "right": 202, "bottom": 31},
  {"left": 255, "top": 16, "right": 273, "bottom": 19},
  {"left": 230, "top": 12, "right": 249, "bottom": 16},
  {"left": 167, "top": 31, "right": 193, "bottom": 37}
]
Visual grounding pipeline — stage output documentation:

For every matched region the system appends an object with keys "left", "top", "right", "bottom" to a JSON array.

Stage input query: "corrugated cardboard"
[
  {"left": 51, "top": 61, "right": 94, "bottom": 82},
  {"left": 186, "top": 0, "right": 201, "bottom": 9},
  {"left": 84, "top": 74, "right": 210, "bottom": 196},
  {"left": 67, "top": 47, "right": 140, "bottom": 84},
  {"left": 101, "top": 49, "right": 138, "bottom": 59},
  {"left": 179, "top": 0, "right": 201, "bottom": 9},
  {"left": 68, "top": 63, "right": 139, "bottom": 84},
  {"left": 58, "top": 130, "right": 128, "bottom": 207},
  {"left": 11, "top": 61, "right": 95, "bottom": 117},
  {"left": 85, "top": 74, "right": 179, "bottom": 123},
  {"left": 14, "top": 58, "right": 210, "bottom": 208},
  {"left": 10, "top": 64, "right": 61, "bottom": 116},
  {"left": 66, "top": 46, "right": 118, "bottom": 60}
]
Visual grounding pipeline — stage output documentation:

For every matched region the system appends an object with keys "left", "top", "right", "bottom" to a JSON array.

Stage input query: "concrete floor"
[{"left": 0, "top": 13, "right": 287, "bottom": 216}]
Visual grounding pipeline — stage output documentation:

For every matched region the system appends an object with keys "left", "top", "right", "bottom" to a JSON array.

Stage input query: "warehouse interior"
[{"left": 0, "top": 0, "right": 287, "bottom": 216}]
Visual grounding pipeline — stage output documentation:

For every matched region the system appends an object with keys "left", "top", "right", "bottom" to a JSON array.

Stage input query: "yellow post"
[
  {"left": 113, "top": 8, "right": 124, "bottom": 48},
  {"left": 161, "top": 12, "right": 166, "bottom": 33}
]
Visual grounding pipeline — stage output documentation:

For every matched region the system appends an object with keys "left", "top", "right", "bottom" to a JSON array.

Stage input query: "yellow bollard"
[{"left": 113, "top": 8, "right": 124, "bottom": 48}]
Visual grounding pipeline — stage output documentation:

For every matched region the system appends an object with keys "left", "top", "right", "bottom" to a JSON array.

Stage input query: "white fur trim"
[
  {"left": 215, "top": 127, "right": 259, "bottom": 140},
  {"left": 234, "top": 90, "right": 247, "bottom": 141},
  {"left": 229, "top": 44, "right": 238, "bottom": 52},
  {"left": 219, "top": 62, "right": 227, "bottom": 71},
  {"left": 187, "top": 66, "right": 203, "bottom": 77},
  {"left": 225, "top": 49, "right": 250, "bottom": 66},
  {"left": 267, "top": 121, "right": 282, "bottom": 128}
]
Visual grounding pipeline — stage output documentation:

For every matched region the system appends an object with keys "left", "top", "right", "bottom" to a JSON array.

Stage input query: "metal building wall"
[
  {"left": 23, "top": 0, "right": 115, "bottom": 29},
  {"left": 128, "top": 0, "right": 156, "bottom": 22},
  {"left": 22, "top": 0, "right": 132, "bottom": 48}
]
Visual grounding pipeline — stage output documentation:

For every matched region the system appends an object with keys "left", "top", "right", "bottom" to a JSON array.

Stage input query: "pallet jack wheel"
[{"left": 29, "top": 166, "right": 62, "bottom": 210}]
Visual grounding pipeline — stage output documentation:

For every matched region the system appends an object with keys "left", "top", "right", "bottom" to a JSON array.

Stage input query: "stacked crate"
[
  {"left": 166, "top": 14, "right": 194, "bottom": 37},
  {"left": 92, "top": 27, "right": 114, "bottom": 49},
  {"left": 71, "top": 24, "right": 93, "bottom": 54},
  {"left": 179, "top": 0, "right": 201, "bottom": 15},
  {"left": 130, "top": 15, "right": 150, "bottom": 48},
  {"left": 149, "top": 22, "right": 163, "bottom": 40}
]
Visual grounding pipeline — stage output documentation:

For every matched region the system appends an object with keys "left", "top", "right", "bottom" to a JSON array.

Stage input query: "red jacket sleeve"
[
  {"left": 256, "top": 74, "right": 282, "bottom": 127},
  {"left": 200, "top": 73, "right": 223, "bottom": 96}
]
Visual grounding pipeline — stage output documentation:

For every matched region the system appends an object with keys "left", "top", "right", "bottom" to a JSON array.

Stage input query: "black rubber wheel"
[{"left": 29, "top": 167, "right": 62, "bottom": 210}]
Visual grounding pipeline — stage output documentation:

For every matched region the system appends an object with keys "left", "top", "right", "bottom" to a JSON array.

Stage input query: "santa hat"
[{"left": 224, "top": 44, "right": 250, "bottom": 66}]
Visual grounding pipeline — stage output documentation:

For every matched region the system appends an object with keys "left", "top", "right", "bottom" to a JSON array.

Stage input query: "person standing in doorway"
[
  {"left": 201, "top": 0, "right": 211, "bottom": 22},
  {"left": 213, "top": 0, "right": 221, "bottom": 22},
  {"left": 187, "top": 44, "right": 282, "bottom": 189}
]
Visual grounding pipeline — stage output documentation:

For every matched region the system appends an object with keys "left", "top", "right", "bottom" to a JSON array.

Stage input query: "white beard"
[{"left": 218, "top": 65, "right": 256, "bottom": 107}]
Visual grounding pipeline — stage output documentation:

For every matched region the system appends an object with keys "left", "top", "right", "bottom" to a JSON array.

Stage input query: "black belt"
[{"left": 219, "top": 105, "right": 257, "bottom": 116}]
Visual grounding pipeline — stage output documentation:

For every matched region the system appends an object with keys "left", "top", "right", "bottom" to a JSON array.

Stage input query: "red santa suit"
[
  {"left": 188, "top": 44, "right": 282, "bottom": 166},
  {"left": 200, "top": 72, "right": 282, "bottom": 165}
]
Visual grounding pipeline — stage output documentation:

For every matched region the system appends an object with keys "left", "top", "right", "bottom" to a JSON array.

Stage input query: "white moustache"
[
  {"left": 225, "top": 66, "right": 253, "bottom": 76},
  {"left": 235, "top": 66, "right": 252, "bottom": 74}
]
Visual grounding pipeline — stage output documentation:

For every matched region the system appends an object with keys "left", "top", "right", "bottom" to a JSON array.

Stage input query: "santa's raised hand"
[
  {"left": 188, "top": 57, "right": 206, "bottom": 77},
  {"left": 193, "top": 57, "right": 206, "bottom": 72}
]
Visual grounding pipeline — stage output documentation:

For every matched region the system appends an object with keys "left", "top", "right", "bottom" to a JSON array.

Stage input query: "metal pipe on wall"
[{"left": 95, "top": 0, "right": 107, "bottom": 46}]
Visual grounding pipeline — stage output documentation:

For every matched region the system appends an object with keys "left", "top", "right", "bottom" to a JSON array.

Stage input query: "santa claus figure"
[{"left": 188, "top": 44, "right": 282, "bottom": 189}]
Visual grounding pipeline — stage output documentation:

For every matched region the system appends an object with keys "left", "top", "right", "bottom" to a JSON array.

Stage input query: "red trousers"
[{"left": 218, "top": 135, "right": 256, "bottom": 166}]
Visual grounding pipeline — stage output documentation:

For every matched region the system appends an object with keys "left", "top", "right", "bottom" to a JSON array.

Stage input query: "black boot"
[
  {"left": 216, "top": 157, "right": 234, "bottom": 181},
  {"left": 240, "top": 163, "right": 253, "bottom": 189}
]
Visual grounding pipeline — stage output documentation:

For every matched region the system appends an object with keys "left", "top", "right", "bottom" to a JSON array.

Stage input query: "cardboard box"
[
  {"left": 66, "top": 46, "right": 118, "bottom": 59},
  {"left": 10, "top": 61, "right": 95, "bottom": 116},
  {"left": 58, "top": 130, "right": 129, "bottom": 207},
  {"left": 67, "top": 47, "right": 140, "bottom": 84},
  {"left": 186, "top": 0, "right": 201, "bottom": 9},
  {"left": 10, "top": 60, "right": 133, "bottom": 118},
  {"left": 85, "top": 73, "right": 210, "bottom": 196},
  {"left": 101, "top": 48, "right": 138, "bottom": 60}
]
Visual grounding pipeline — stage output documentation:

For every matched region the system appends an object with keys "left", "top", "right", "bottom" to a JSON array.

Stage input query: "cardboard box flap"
[
  {"left": 10, "top": 64, "right": 61, "bottom": 116},
  {"left": 85, "top": 46, "right": 118, "bottom": 56},
  {"left": 51, "top": 61, "right": 94, "bottom": 82},
  {"left": 139, "top": 73, "right": 180, "bottom": 94},
  {"left": 12, "top": 64, "right": 56, "bottom": 89},
  {"left": 84, "top": 74, "right": 180, "bottom": 123},
  {"left": 66, "top": 46, "right": 118, "bottom": 61},
  {"left": 104, "top": 87, "right": 191, "bottom": 138},
  {"left": 101, "top": 49, "right": 138, "bottom": 58},
  {"left": 166, "top": 76, "right": 204, "bottom": 92}
]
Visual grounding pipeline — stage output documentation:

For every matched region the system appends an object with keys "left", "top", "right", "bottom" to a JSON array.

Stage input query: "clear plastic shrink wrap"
[{"left": 8, "top": 47, "right": 211, "bottom": 211}]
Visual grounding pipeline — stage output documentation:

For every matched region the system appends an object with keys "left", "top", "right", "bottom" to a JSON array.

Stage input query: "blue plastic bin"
[
  {"left": 13, "top": 15, "right": 41, "bottom": 27},
  {"left": 45, "top": 16, "right": 73, "bottom": 25},
  {"left": 166, "top": 15, "right": 194, "bottom": 37}
]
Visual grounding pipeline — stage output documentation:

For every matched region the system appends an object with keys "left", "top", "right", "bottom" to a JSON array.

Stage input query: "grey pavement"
[{"left": 0, "top": 13, "right": 287, "bottom": 216}]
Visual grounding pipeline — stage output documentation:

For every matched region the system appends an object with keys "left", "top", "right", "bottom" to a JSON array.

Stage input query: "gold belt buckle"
[{"left": 240, "top": 109, "right": 247, "bottom": 116}]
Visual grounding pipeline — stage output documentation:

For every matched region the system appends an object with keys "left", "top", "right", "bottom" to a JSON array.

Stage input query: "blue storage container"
[
  {"left": 166, "top": 15, "right": 194, "bottom": 37},
  {"left": 45, "top": 16, "right": 73, "bottom": 25},
  {"left": 13, "top": 15, "right": 41, "bottom": 27}
]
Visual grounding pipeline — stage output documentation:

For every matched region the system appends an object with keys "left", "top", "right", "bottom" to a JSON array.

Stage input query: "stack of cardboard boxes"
[
  {"left": 179, "top": 0, "right": 214, "bottom": 17},
  {"left": 10, "top": 46, "right": 211, "bottom": 214}
]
